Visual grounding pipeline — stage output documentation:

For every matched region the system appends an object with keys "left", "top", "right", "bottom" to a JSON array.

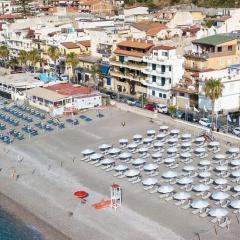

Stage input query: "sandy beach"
[{"left": 0, "top": 106, "right": 239, "bottom": 240}]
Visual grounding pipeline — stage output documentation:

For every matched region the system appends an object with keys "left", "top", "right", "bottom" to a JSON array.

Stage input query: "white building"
[
  {"left": 198, "top": 64, "right": 240, "bottom": 113},
  {"left": 142, "top": 45, "right": 184, "bottom": 104}
]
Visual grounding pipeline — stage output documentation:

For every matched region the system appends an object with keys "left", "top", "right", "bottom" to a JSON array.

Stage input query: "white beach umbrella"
[
  {"left": 81, "top": 149, "right": 95, "bottom": 156},
  {"left": 138, "top": 147, "right": 148, "bottom": 153},
  {"left": 230, "top": 159, "right": 240, "bottom": 166},
  {"left": 153, "top": 141, "right": 164, "bottom": 148},
  {"left": 211, "top": 192, "right": 229, "bottom": 200},
  {"left": 128, "top": 143, "right": 138, "bottom": 149},
  {"left": 101, "top": 158, "right": 115, "bottom": 165},
  {"left": 181, "top": 133, "right": 191, "bottom": 139},
  {"left": 233, "top": 185, "right": 240, "bottom": 192},
  {"left": 174, "top": 191, "right": 191, "bottom": 200},
  {"left": 232, "top": 170, "right": 240, "bottom": 178},
  {"left": 119, "top": 138, "right": 128, "bottom": 144},
  {"left": 168, "top": 138, "right": 178, "bottom": 144},
  {"left": 159, "top": 125, "right": 169, "bottom": 131},
  {"left": 230, "top": 200, "right": 240, "bottom": 209},
  {"left": 214, "top": 154, "right": 226, "bottom": 161},
  {"left": 180, "top": 152, "right": 192, "bottom": 159},
  {"left": 198, "top": 171, "right": 211, "bottom": 178},
  {"left": 228, "top": 147, "right": 239, "bottom": 154},
  {"left": 215, "top": 178, "right": 228, "bottom": 185},
  {"left": 183, "top": 165, "right": 195, "bottom": 172},
  {"left": 142, "top": 177, "right": 158, "bottom": 186},
  {"left": 115, "top": 164, "right": 128, "bottom": 172},
  {"left": 193, "top": 184, "right": 210, "bottom": 192},
  {"left": 191, "top": 200, "right": 209, "bottom": 209},
  {"left": 147, "top": 129, "right": 156, "bottom": 136},
  {"left": 195, "top": 147, "right": 206, "bottom": 154},
  {"left": 167, "top": 147, "right": 178, "bottom": 154},
  {"left": 158, "top": 185, "right": 174, "bottom": 194},
  {"left": 143, "top": 137, "right": 153, "bottom": 144},
  {"left": 119, "top": 152, "right": 132, "bottom": 160},
  {"left": 156, "top": 133, "right": 166, "bottom": 140},
  {"left": 152, "top": 152, "right": 162, "bottom": 159},
  {"left": 108, "top": 148, "right": 121, "bottom": 155},
  {"left": 170, "top": 129, "right": 180, "bottom": 135},
  {"left": 144, "top": 163, "right": 158, "bottom": 171},
  {"left": 125, "top": 169, "right": 140, "bottom": 177},
  {"left": 215, "top": 165, "right": 228, "bottom": 172},
  {"left": 177, "top": 177, "right": 194, "bottom": 185},
  {"left": 209, "top": 208, "right": 228, "bottom": 218},
  {"left": 181, "top": 142, "right": 192, "bottom": 148},
  {"left": 132, "top": 158, "right": 146, "bottom": 166},
  {"left": 164, "top": 157, "right": 176, "bottom": 164},
  {"left": 99, "top": 144, "right": 112, "bottom": 150},
  {"left": 162, "top": 171, "right": 178, "bottom": 179},
  {"left": 133, "top": 134, "right": 142, "bottom": 140},
  {"left": 195, "top": 137, "right": 205, "bottom": 143},
  {"left": 208, "top": 141, "right": 220, "bottom": 147},
  {"left": 199, "top": 160, "right": 211, "bottom": 166},
  {"left": 90, "top": 153, "right": 103, "bottom": 161}
]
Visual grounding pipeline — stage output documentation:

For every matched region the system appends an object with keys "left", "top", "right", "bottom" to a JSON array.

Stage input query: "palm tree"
[
  {"left": 65, "top": 52, "right": 78, "bottom": 83},
  {"left": 28, "top": 49, "right": 41, "bottom": 73},
  {"left": 90, "top": 63, "right": 100, "bottom": 89},
  {"left": 0, "top": 45, "right": 9, "bottom": 68},
  {"left": 17, "top": 50, "right": 28, "bottom": 71},
  {"left": 8, "top": 57, "right": 18, "bottom": 71},
  {"left": 47, "top": 46, "right": 60, "bottom": 74},
  {"left": 203, "top": 78, "right": 224, "bottom": 130}
]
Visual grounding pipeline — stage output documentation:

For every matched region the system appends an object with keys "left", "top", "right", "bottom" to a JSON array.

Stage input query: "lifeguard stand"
[{"left": 111, "top": 183, "right": 122, "bottom": 210}]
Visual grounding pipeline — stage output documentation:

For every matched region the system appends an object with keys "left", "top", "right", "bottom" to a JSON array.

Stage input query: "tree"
[
  {"left": 17, "top": 0, "right": 32, "bottom": 15},
  {"left": 28, "top": 49, "right": 41, "bottom": 73},
  {"left": 47, "top": 46, "right": 60, "bottom": 74},
  {"left": 203, "top": 78, "right": 224, "bottom": 130},
  {"left": 89, "top": 64, "right": 100, "bottom": 89},
  {"left": 0, "top": 45, "right": 9, "bottom": 68},
  {"left": 65, "top": 52, "right": 78, "bottom": 83},
  {"left": 8, "top": 57, "right": 18, "bottom": 71},
  {"left": 168, "top": 105, "right": 176, "bottom": 118},
  {"left": 17, "top": 50, "right": 28, "bottom": 71}
]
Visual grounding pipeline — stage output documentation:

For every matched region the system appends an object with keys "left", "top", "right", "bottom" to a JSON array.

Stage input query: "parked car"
[
  {"left": 135, "top": 101, "right": 142, "bottom": 108},
  {"left": 199, "top": 118, "right": 212, "bottom": 127},
  {"left": 126, "top": 98, "right": 137, "bottom": 106},
  {"left": 144, "top": 104, "right": 156, "bottom": 111},
  {"left": 232, "top": 127, "right": 240, "bottom": 136},
  {"left": 156, "top": 104, "right": 168, "bottom": 114},
  {"left": 180, "top": 112, "right": 199, "bottom": 123}
]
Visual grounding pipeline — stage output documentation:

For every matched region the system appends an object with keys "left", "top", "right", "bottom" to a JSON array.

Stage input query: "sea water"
[{"left": 0, "top": 208, "right": 44, "bottom": 240}]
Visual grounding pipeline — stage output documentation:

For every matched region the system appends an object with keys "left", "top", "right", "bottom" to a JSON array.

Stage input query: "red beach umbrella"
[{"left": 74, "top": 191, "right": 88, "bottom": 198}]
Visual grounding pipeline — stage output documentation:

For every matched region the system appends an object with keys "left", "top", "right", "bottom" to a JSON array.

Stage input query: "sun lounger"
[
  {"left": 232, "top": 192, "right": 240, "bottom": 197},
  {"left": 175, "top": 200, "right": 186, "bottom": 206},
  {"left": 149, "top": 171, "right": 159, "bottom": 177},
  {"left": 149, "top": 186, "right": 158, "bottom": 194},
  {"left": 165, "top": 195, "right": 173, "bottom": 201},
  {"left": 221, "top": 185, "right": 231, "bottom": 192},
  {"left": 200, "top": 208, "right": 210, "bottom": 218},
  {"left": 105, "top": 166, "right": 114, "bottom": 172},
  {"left": 201, "top": 191, "right": 211, "bottom": 199},
  {"left": 143, "top": 185, "right": 153, "bottom": 191},
  {"left": 192, "top": 209, "right": 201, "bottom": 214},
  {"left": 211, "top": 217, "right": 218, "bottom": 224},
  {"left": 182, "top": 201, "right": 191, "bottom": 209},
  {"left": 113, "top": 172, "right": 122, "bottom": 177},
  {"left": 131, "top": 177, "right": 141, "bottom": 184},
  {"left": 219, "top": 217, "right": 231, "bottom": 229},
  {"left": 118, "top": 174, "right": 125, "bottom": 179}
]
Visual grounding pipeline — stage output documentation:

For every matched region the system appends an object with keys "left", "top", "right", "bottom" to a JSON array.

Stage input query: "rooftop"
[
  {"left": 61, "top": 42, "right": 80, "bottom": 49},
  {"left": 153, "top": 45, "right": 175, "bottom": 51},
  {"left": 192, "top": 34, "right": 238, "bottom": 46},
  {"left": 114, "top": 48, "right": 148, "bottom": 58},
  {"left": 46, "top": 83, "right": 91, "bottom": 96},
  {"left": 79, "top": 40, "right": 91, "bottom": 48},
  {"left": 117, "top": 40, "right": 154, "bottom": 50},
  {"left": 132, "top": 21, "right": 167, "bottom": 36}
]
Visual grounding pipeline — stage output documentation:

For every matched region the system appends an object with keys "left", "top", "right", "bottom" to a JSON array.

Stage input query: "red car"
[{"left": 144, "top": 104, "right": 156, "bottom": 111}]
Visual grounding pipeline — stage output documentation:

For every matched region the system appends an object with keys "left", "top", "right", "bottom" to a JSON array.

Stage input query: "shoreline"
[{"left": 0, "top": 192, "right": 70, "bottom": 240}]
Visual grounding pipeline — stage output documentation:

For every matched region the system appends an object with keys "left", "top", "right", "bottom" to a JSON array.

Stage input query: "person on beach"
[
  {"left": 121, "top": 121, "right": 125, "bottom": 127},
  {"left": 72, "top": 156, "right": 76, "bottom": 163},
  {"left": 32, "top": 169, "right": 36, "bottom": 175},
  {"left": 60, "top": 161, "right": 63, "bottom": 167},
  {"left": 48, "top": 164, "right": 51, "bottom": 171}
]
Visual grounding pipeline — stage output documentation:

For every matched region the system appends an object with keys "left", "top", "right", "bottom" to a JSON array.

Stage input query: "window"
[
  {"left": 169, "top": 66, "right": 172, "bottom": 71},
  {"left": 169, "top": 78, "right": 171, "bottom": 84},
  {"left": 217, "top": 47, "right": 222, "bottom": 52},
  {"left": 228, "top": 45, "right": 233, "bottom": 51},
  {"left": 161, "top": 77, "right": 165, "bottom": 86},
  {"left": 161, "top": 65, "right": 166, "bottom": 73},
  {"left": 152, "top": 75, "right": 156, "bottom": 83},
  {"left": 152, "top": 90, "right": 155, "bottom": 96},
  {"left": 152, "top": 64, "right": 156, "bottom": 70},
  {"left": 180, "top": 92, "right": 185, "bottom": 97},
  {"left": 162, "top": 51, "right": 168, "bottom": 57},
  {"left": 163, "top": 94, "right": 166, "bottom": 99},
  {"left": 159, "top": 93, "right": 162, "bottom": 98}
]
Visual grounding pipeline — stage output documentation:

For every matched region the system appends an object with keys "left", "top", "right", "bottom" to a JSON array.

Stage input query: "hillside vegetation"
[{"left": 124, "top": 0, "right": 240, "bottom": 8}]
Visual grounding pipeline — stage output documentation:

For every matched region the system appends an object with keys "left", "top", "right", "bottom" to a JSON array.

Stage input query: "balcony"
[
  {"left": 143, "top": 68, "right": 171, "bottom": 77},
  {"left": 110, "top": 70, "right": 146, "bottom": 82},
  {"left": 141, "top": 80, "right": 171, "bottom": 90},
  {"left": 171, "top": 83, "right": 199, "bottom": 94},
  {"left": 184, "top": 51, "right": 209, "bottom": 60},
  {"left": 110, "top": 60, "right": 146, "bottom": 71},
  {"left": 184, "top": 63, "right": 207, "bottom": 72}
]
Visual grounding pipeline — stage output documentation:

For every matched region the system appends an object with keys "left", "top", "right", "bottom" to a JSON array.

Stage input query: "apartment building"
[
  {"left": 109, "top": 39, "right": 153, "bottom": 97},
  {"left": 142, "top": 45, "right": 184, "bottom": 104}
]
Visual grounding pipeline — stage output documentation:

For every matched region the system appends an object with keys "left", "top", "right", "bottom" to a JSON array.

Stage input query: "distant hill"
[{"left": 124, "top": 0, "right": 239, "bottom": 8}]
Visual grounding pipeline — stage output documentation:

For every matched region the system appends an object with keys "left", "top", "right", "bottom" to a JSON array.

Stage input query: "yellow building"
[
  {"left": 59, "top": 42, "right": 81, "bottom": 55},
  {"left": 190, "top": 10, "right": 206, "bottom": 22}
]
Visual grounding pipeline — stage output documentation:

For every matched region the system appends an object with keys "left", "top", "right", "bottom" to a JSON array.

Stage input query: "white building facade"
[
  {"left": 198, "top": 65, "right": 240, "bottom": 113},
  {"left": 142, "top": 46, "right": 184, "bottom": 103}
]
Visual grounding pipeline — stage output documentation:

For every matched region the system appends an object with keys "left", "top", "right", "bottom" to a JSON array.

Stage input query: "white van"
[{"left": 156, "top": 104, "right": 168, "bottom": 114}]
